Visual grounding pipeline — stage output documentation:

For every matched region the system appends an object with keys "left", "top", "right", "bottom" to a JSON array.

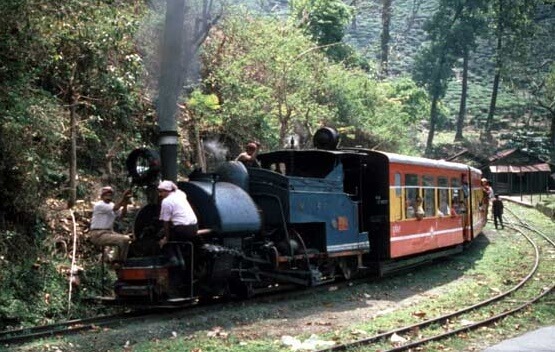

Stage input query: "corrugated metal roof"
[
  {"left": 489, "top": 163, "right": 551, "bottom": 173},
  {"left": 488, "top": 148, "right": 517, "bottom": 162}
]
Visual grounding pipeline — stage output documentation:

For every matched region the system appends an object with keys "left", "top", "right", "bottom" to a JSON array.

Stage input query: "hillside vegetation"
[{"left": 0, "top": 0, "right": 553, "bottom": 327}]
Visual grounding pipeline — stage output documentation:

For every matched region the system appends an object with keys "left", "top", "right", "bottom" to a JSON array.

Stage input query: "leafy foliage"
[
  {"left": 413, "top": 0, "right": 489, "bottom": 153},
  {"left": 0, "top": 0, "right": 153, "bottom": 326},
  {"left": 34, "top": 0, "right": 152, "bottom": 171},
  {"left": 195, "top": 9, "right": 423, "bottom": 153},
  {"left": 0, "top": 0, "right": 154, "bottom": 227},
  {"left": 290, "top": 0, "right": 369, "bottom": 69}
]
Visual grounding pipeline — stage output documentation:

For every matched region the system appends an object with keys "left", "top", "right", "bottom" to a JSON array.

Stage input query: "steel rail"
[
  {"left": 0, "top": 308, "right": 172, "bottom": 345},
  {"left": 0, "top": 271, "right": 367, "bottom": 346},
  {"left": 4, "top": 206, "right": 551, "bottom": 349},
  {"left": 319, "top": 209, "right": 552, "bottom": 352},
  {"left": 505, "top": 206, "right": 555, "bottom": 247}
]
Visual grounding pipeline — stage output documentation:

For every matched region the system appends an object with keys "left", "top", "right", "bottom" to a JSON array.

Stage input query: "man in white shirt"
[
  {"left": 89, "top": 186, "right": 133, "bottom": 265},
  {"left": 157, "top": 180, "right": 198, "bottom": 265}
]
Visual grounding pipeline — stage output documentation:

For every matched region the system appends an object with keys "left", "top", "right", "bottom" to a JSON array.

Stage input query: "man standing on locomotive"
[
  {"left": 157, "top": 180, "right": 198, "bottom": 266},
  {"left": 89, "top": 186, "right": 133, "bottom": 267},
  {"left": 481, "top": 178, "right": 494, "bottom": 221}
]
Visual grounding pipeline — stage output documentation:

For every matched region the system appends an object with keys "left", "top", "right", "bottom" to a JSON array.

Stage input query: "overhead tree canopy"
[{"left": 193, "top": 9, "right": 426, "bottom": 154}]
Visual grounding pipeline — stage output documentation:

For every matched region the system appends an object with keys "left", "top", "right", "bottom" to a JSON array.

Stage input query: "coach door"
[
  {"left": 461, "top": 170, "right": 472, "bottom": 241},
  {"left": 361, "top": 153, "right": 390, "bottom": 260}
]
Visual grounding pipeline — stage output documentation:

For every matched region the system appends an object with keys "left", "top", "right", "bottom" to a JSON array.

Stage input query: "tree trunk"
[
  {"left": 351, "top": 0, "right": 358, "bottom": 30},
  {"left": 485, "top": 2, "right": 503, "bottom": 141},
  {"left": 425, "top": 94, "right": 439, "bottom": 155},
  {"left": 455, "top": 49, "right": 469, "bottom": 142},
  {"left": 485, "top": 70, "right": 500, "bottom": 140},
  {"left": 68, "top": 92, "right": 78, "bottom": 209},
  {"left": 380, "top": 0, "right": 393, "bottom": 77},
  {"left": 279, "top": 108, "right": 292, "bottom": 148},
  {"left": 192, "top": 116, "right": 206, "bottom": 172},
  {"left": 550, "top": 111, "right": 555, "bottom": 148}
]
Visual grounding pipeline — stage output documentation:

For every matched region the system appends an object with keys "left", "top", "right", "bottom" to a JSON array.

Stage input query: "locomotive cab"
[{"left": 252, "top": 149, "right": 373, "bottom": 280}]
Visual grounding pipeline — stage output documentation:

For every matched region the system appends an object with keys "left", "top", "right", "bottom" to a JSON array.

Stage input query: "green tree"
[
  {"left": 484, "top": 0, "right": 538, "bottom": 140},
  {"left": 196, "top": 10, "right": 420, "bottom": 153},
  {"left": 413, "top": 0, "right": 486, "bottom": 154},
  {"left": 380, "top": 0, "right": 393, "bottom": 77},
  {"left": 453, "top": 0, "right": 488, "bottom": 141},
  {"left": 198, "top": 13, "right": 333, "bottom": 148},
  {"left": 531, "top": 63, "right": 555, "bottom": 148},
  {"left": 0, "top": 0, "right": 68, "bottom": 225},
  {"left": 290, "top": 0, "right": 367, "bottom": 69},
  {"left": 35, "top": 0, "right": 147, "bottom": 207},
  {"left": 497, "top": 3, "right": 554, "bottom": 151}
]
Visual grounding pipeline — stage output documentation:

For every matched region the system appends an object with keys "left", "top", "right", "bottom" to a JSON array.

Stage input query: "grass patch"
[{"left": 338, "top": 229, "right": 532, "bottom": 335}]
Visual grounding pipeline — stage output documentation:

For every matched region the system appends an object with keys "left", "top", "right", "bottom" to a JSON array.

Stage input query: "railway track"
[
  {"left": 3, "top": 205, "right": 552, "bottom": 350},
  {"left": 317, "top": 207, "right": 554, "bottom": 352},
  {"left": 0, "top": 273, "right": 359, "bottom": 347},
  {"left": 0, "top": 308, "right": 176, "bottom": 346}
]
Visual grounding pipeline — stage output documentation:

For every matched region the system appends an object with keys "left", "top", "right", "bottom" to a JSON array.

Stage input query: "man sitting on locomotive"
[{"left": 157, "top": 180, "right": 199, "bottom": 267}]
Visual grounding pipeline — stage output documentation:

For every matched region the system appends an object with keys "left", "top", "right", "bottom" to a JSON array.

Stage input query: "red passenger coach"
[{"left": 384, "top": 153, "right": 486, "bottom": 259}]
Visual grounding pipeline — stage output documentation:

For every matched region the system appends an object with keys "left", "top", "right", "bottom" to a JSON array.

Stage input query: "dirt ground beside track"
[{"left": 15, "top": 232, "right": 498, "bottom": 352}]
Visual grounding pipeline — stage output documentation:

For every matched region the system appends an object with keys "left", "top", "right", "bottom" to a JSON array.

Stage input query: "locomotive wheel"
[
  {"left": 229, "top": 280, "right": 255, "bottom": 299},
  {"left": 338, "top": 258, "right": 356, "bottom": 280}
]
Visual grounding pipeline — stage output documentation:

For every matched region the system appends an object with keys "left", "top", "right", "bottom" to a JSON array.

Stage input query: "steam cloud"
[{"left": 203, "top": 139, "right": 229, "bottom": 161}]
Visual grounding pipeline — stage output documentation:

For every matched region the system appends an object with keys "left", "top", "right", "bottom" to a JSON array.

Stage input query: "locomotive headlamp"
[
  {"left": 313, "top": 127, "right": 340, "bottom": 150},
  {"left": 126, "top": 148, "right": 161, "bottom": 186}
]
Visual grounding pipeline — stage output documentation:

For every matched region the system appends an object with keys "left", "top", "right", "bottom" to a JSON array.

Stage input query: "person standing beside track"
[
  {"left": 157, "top": 180, "right": 198, "bottom": 266},
  {"left": 89, "top": 186, "right": 133, "bottom": 267},
  {"left": 492, "top": 195, "right": 504, "bottom": 230}
]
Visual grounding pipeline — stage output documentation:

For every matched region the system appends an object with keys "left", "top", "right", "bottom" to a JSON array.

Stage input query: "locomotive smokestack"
[{"left": 157, "top": 0, "right": 186, "bottom": 182}]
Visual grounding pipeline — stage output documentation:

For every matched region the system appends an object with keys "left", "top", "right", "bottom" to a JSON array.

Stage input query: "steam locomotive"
[{"left": 111, "top": 127, "right": 486, "bottom": 304}]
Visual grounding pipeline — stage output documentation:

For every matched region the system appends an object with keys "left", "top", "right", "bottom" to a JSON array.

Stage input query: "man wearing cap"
[
  {"left": 157, "top": 180, "right": 198, "bottom": 265},
  {"left": 235, "top": 142, "right": 260, "bottom": 168},
  {"left": 89, "top": 186, "right": 133, "bottom": 266}
]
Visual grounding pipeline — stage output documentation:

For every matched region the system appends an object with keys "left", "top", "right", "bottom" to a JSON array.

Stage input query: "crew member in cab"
[{"left": 235, "top": 142, "right": 260, "bottom": 168}]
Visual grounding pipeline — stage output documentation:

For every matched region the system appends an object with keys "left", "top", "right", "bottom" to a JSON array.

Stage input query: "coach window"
[
  {"left": 451, "top": 178, "right": 461, "bottom": 214},
  {"left": 392, "top": 173, "right": 402, "bottom": 220},
  {"left": 405, "top": 174, "right": 419, "bottom": 219},
  {"left": 438, "top": 177, "right": 449, "bottom": 216},
  {"left": 423, "top": 175, "right": 435, "bottom": 217}
]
